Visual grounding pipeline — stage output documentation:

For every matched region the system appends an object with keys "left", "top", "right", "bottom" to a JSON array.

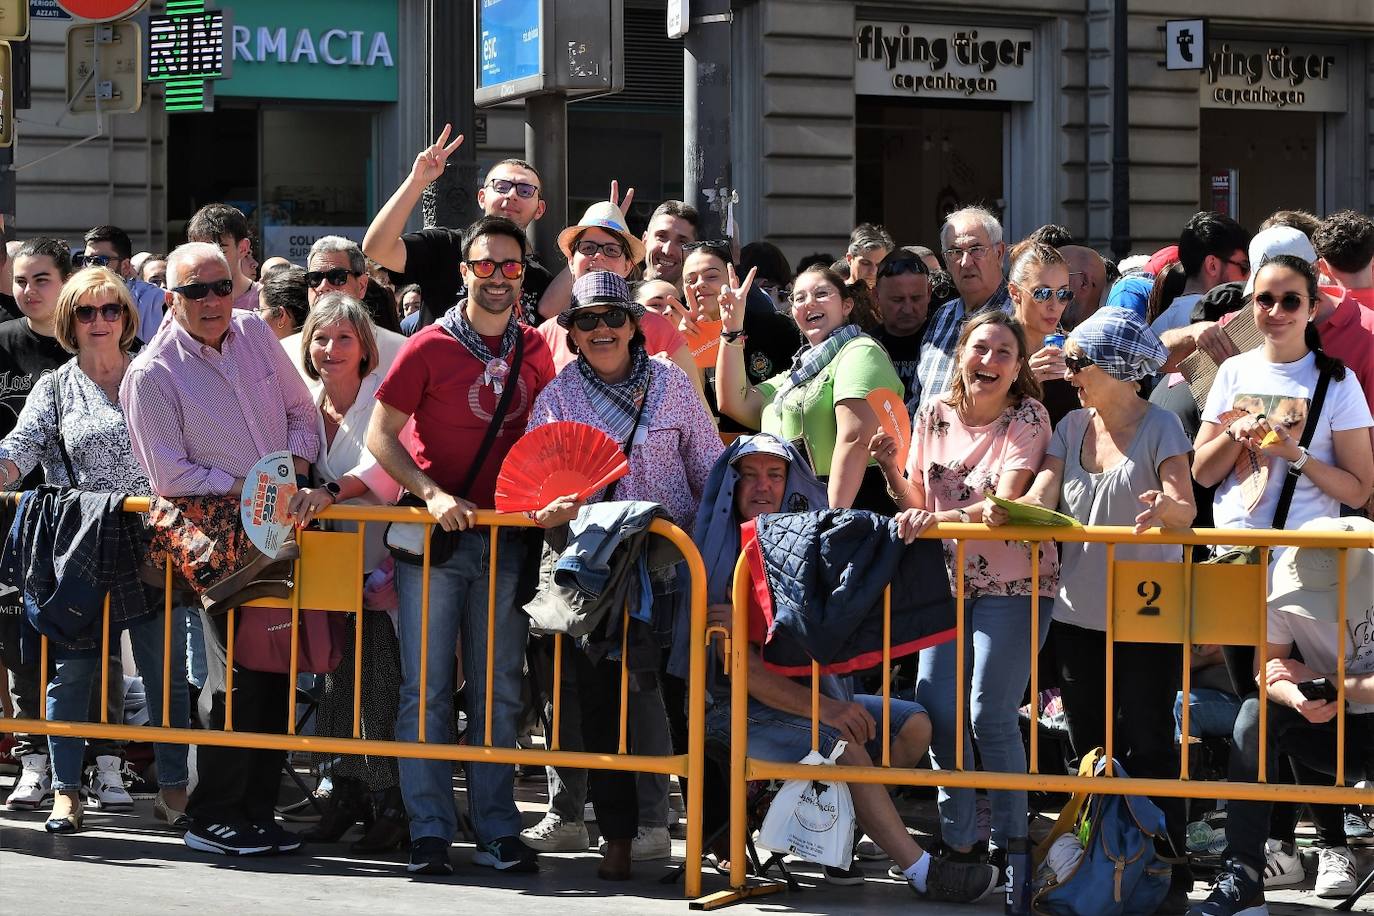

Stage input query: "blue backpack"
[{"left": 1032, "top": 750, "right": 1175, "bottom": 916}]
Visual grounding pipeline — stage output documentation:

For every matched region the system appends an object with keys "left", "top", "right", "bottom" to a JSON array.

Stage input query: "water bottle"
[{"left": 1005, "top": 836, "right": 1032, "bottom": 915}]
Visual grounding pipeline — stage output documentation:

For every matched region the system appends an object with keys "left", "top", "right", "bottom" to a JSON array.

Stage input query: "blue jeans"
[
  {"left": 47, "top": 603, "right": 190, "bottom": 791},
  {"left": 916, "top": 594, "right": 1052, "bottom": 850},
  {"left": 394, "top": 528, "right": 529, "bottom": 845},
  {"left": 1173, "top": 687, "right": 1243, "bottom": 743},
  {"left": 708, "top": 692, "right": 926, "bottom": 764}
]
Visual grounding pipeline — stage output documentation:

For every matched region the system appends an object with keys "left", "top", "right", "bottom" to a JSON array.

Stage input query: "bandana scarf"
[
  {"left": 578, "top": 344, "right": 651, "bottom": 443},
  {"left": 439, "top": 303, "right": 520, "bottom": 394},
  {"left": 771, "top": 324, "right": 863, "bottom": 420},
  {"left": 1069, "top": 306, "right": 1167, "bottom": 383}
]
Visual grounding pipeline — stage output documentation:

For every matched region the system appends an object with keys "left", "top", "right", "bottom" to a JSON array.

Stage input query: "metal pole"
[
  {"left": 1110, "top": 0, "right": 1131, "bottom": 260},
  {"left": 525, "top": 93, "right": 567, "bottom": 265},
  {"left": 426, "top": 0, "right": 479, "bottom": 230},
  {"left": 683, "top": 0, "right": 732, "bottom": 239}
]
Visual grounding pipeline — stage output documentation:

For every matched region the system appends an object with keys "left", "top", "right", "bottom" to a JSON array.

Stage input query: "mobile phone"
[{"left": 1297, "top": 678, "right": 1339, "bottom": 702}]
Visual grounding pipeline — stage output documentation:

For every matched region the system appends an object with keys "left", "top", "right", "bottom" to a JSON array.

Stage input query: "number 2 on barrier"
[{"left": 1112, "top": 560, "right": 1266, "bottom": 646}]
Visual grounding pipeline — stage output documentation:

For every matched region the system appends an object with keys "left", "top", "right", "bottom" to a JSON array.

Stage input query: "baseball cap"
[
  {"left": 730, "top": 434, "right": 794, "bottom": 466},
  {"left": 1243, "top": 225, "right": 1318, "bottom": 296}
]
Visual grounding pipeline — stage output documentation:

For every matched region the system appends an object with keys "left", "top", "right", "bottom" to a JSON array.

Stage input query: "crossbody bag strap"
[
  {"left": 50, "top": 366, "right": 77, "bottom": 485},
  {"left": 456, "top": 330, "right": 525, "bottom": 500},
  {"left": 1269, "top": 364, "right": 1332, "bottom": 531}
]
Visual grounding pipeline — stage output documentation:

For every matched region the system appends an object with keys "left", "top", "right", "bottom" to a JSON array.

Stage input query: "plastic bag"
[{"left": 757, "top": 741, "right": 856, "bottom": 868}]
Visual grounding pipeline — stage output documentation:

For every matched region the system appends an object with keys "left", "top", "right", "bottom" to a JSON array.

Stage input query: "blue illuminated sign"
[{"left": 478, "top": 0, "right": 540, "bottom": 90}]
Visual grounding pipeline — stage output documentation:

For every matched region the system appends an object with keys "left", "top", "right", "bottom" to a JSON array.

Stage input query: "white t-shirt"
[
  {"left": 1269, "top": 590, "right": 1374, "bottom": 715},
  {"left": 1203, "top": 349, "right": 1374, "bottom": 531},
  {"left": 1149, "top": 293, "right": 1204, "bottom": 338}
]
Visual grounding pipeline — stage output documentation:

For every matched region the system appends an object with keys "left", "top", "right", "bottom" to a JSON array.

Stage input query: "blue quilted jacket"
[{"left": 747, "top": 509, "right": 955, "bottom": 675}]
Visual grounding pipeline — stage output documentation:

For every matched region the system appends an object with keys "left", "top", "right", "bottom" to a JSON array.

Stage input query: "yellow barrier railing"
[
  {"left": 6, "top": 502, "right": 709, "bottom": 899},
  {"left": 702, "top": 522, "right": 1374, "bottom": 909}
]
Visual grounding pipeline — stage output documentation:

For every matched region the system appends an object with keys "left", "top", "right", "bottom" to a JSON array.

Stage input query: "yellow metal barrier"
[
  {"left": 701, "top": 522, "right": 1374, "bottom": 909},
  {"left": 6, "top": 501, "right": 710, "bottom": 900}
]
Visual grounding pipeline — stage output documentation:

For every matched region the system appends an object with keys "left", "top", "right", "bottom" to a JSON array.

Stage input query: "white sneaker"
[
  {"left": 598, "top": 825, "right": 672, "bottom": 860},
  {"left": 85, "top": 755, "right": 133, "bottom": 811},
  {"left": 5, "top": 754, "right": 52, "bottom": 810},
  {"left": 520, "top": 813, "right": 590, "bottom": 852},
  {"left": 1315, "top": 845, "right": 1359, "bottom": 898},
  {"left": 1261, "top": 838, "right": 1304, "bottom": 888}
]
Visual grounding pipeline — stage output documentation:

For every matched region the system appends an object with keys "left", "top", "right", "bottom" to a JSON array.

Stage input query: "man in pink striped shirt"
[{"left": 121, "top": 241, "right": 320, "bottom": 857}]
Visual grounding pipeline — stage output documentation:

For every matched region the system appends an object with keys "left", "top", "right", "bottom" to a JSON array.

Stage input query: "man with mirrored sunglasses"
[
  {"left": 82, "top": 225, "right": 168, "bottom": 343},
  {"left": 364, "top": 125, "right": 552, "bottom": 331}
]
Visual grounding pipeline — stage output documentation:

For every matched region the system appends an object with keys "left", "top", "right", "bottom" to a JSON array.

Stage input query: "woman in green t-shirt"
[{"left": 717, "top": 263, "right": 903, "bottom": 510}]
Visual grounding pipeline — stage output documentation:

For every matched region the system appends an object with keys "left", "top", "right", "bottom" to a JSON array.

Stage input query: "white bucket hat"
[{"left": 1267, "top": 516, "right": 1374, "bottom": 623}]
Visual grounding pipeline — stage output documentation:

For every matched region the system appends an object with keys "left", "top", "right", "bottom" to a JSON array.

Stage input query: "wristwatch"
[
  {"left": 1288, "top": 447, "right": 1310, "bottom": 476},
  {"left": 323, "top": 481, "right": 342, "bottom": 502},
  {"left": 956, "top": 508, "right": 971, "bottom": 524}
]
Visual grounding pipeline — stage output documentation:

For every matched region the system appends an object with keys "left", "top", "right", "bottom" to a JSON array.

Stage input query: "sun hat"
[
  {"left": 1243, "top": 225, "right": 1319, "bottom": 296},
  {"left": 556, "top": 201, "right": 647, "bottom": 266},
  {"left": 1267, "top": 516, "right": 1374, "bottom": 624},
  {"left": 557, "top": 270, "right": 647, "bottom": 328}
]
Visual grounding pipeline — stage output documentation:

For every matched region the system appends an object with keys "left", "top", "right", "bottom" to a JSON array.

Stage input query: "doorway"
[{"left": 1199, "top": 108, "right": 1320, "bottom": 230}]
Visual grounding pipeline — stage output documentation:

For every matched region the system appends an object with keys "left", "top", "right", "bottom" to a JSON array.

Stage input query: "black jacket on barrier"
[{"left": 743, "top": 508, "right": 956, "bottom": 676}]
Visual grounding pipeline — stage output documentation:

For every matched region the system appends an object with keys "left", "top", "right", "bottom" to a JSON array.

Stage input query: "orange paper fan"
[
  {"left": 866, "top": 388, "right": 912, "bottom": 470},
  {"left": 494, "top": 421, "right": 630, "bottom": 513}
]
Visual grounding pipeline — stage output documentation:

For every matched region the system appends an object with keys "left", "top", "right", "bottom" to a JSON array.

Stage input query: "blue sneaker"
[
  {"left": 1188, "top": 859, "right": 1267, "bottom": 916},
  {"left": 472, "top": 834, "right": 539, "bottom": 872},
  {"left": 407, "top": 836, "right": 453, "bottom": 875}
]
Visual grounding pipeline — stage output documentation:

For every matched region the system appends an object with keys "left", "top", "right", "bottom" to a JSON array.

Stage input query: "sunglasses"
[
  {"left": 1029, "top": 286, "right": 1075, "bottom": 303},
  {"left": 571, "top": 307, "right": 629, "bottom": 332},
  {"left": 172, "top": 278, "right": 234, "bottom": 300},
  {"left": 877, "top": 257, "right": 929, "bottom": 280},
  {"left": 465, "top": 258, "right": 525, "bottom": 280},
  {"left": 73, "top": 253, "right": 117, "bottom": 268},
  {"left": 74, "top": 303, "right": 124, "bottom": 324},
  {"left": 1065, "top": 354, "right": 1096, "bottom": 374},
  {"left": 575, "top": 239, "right": 626, "bottom": 260},
  {"left": 1252, "top": 291, "right": 1308, "bottom": 313},
  {"left": 305, "top": 268, "right": 360, "bottom": 289},
  {"left": 487, "top": 178, "right": 539, "bottom": 199}
]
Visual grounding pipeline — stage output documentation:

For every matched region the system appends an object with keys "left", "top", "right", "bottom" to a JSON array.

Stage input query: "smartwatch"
[{"left": 324, "top": 481, "right": 342, "bottom": 502}]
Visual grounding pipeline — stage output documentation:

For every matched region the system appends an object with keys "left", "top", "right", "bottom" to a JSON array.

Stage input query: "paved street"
[{"left": 2, "top": 768, "right": 1368, "bottom": 914}]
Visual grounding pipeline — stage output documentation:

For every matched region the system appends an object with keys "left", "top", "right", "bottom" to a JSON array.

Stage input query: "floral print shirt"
[{"left": 907, "top": 397, "right": 1058, "bottom": 598}]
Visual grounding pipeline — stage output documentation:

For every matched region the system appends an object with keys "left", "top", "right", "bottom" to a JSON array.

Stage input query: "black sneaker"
[
  {"left": 914, "top": 855, "right": 999, "bottom": 904},
  {"left": 823, "top": 861, "right": 866, "bottom": 885},
  {"left": 988, "top": 845, "right": 1008, "bottom": 892},
  {"left": 1188, "top": 858, "right": 1266, "bottom": 916},
  {"left": 408, "top": 836, "right": 454, "bottom": 876},
  {"left": 472, "top": 834, "right": 539, "bottom": 872},
  {"left": 183, "top": 820, "right": 275, "bottom": 856},
  {"left": 253, "top": 820, "right": 304, "bottom": 853}
]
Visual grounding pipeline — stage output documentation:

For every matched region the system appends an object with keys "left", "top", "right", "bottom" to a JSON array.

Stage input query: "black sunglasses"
[
  {"left": 172, "top": 278, "right": 234, "bottom": 300},
  {"left": 1065, "top": 354, "right": 1096, "bottom": 374},
  {"left": 487, "top": 178, "right": 540, "bottom": 199},
  {"left": 877, "top": 257, "right": 929, "bottom": 280},
  {"left": 1030, "top": 286, "right": 1075, "bottom": 303},
  {"left": 75, "top": 303, "right": 125, "bottom": 324},
  {"left": 465, "top": 258, "right": 525, "bottom": 280},
  {"left": 73, "top": 253, "right": 117, "bottom": 268},
  {"left": 1252, "top": 291, "right": 1308, "bottom": 313},
  {"left": 305, "top": 267, "right": 360, "bottom": 289},
  {"left": 571, "top": 307, "right": 629, "bottom": 332}
]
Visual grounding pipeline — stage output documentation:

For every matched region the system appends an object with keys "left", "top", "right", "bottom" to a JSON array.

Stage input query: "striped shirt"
[
  {"left": 913, "top": 283, "right": 1013, "bottom": 409},
  {"left": 120, "top": 311, "right": 319, "bottom": 497}
]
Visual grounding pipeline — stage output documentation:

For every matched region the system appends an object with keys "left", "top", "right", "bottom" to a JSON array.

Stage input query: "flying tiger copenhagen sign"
[{"left": 855, "top": 21, "right": 1034, "bottom": 102}]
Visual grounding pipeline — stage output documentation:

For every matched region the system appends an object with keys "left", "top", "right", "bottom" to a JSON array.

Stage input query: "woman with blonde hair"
[{"left": 0, "top": 267, "right": 190, "bottom": 833}]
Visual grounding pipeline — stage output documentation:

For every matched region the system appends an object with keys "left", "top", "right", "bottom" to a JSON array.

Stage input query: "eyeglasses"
[
  {"left": 575, "top": 239, "right": 626, "bottom": 260},
  {"left": 877, "top": 257, "right": 930, "bottom": 280},
  {"left": 486, "top": 178, "right": 539, "bottom": 199},
  {"left": 1065, "top": 354, "right": 1096, "bottom": 374},
  {"left": 305, "top": 268, "right": 360, "bottom": 289},
  {"left": 1225, "top": 257, "right": 1252, "bottom": 275},
  {"left": 465, "top": 258, "right": 525, "bottom": 280},
  {"left": 171, "top": 278, "right": 234, "bottom": 300},
  {"left": 943, "top": 245, "right": 992, "bottom": 263},
  {"left": 74, "top": 303, "right": 124, "bottom": 324},
  {"left": 570, "top": 307, "right": 629, "bottom": 332},
  {"left": 1252, "top": 291, "right": 1308, "bottom": 313},
  {"left": 73, "top": 253, "right": 118, "bottom": 268},
  {"left": 1030, "top": 286, "right": 1075, "bottom": 303}
]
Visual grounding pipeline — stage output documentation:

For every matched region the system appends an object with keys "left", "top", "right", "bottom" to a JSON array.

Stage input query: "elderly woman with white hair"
[{"left": 289, "top": 293, "right": 408, "bottom": 853}]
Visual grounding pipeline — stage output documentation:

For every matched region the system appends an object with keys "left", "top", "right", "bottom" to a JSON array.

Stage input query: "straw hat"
[{"left": 556, "top": 201, "right": 646, "bottom": 266}]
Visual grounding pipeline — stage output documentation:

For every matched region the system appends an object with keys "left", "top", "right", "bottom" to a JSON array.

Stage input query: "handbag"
[
  {"left": 757, "top": 741, "right": 857, "bottom": 868},
  {"left": 385, "top": 331, "right": 525, "bottom": 564},
  {"left": 233, "top": 603, "right": 347, "bottom": 674}
]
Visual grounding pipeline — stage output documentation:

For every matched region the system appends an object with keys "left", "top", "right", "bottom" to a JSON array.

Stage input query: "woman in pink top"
[{"left": 871, "top": 309, "right": 1057, "bottom": 868}]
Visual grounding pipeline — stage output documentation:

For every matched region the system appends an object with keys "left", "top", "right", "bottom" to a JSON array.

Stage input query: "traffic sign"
[
  {"left": 56, "top": 0, "right": 145, "bottom": 20},
  {"left": 0, "top": 1, "right": 28, "bottom": 40},
  {"left": 0, "top": 41, "right": 13, "bottom": 147},
  {"left": 65, "top": 20, "right": 141, "bottom": 113}
]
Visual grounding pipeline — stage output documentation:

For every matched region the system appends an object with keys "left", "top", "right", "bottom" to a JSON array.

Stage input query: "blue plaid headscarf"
[{"left": 1069, "top": 306, "right": 1167, "bottom": 382}]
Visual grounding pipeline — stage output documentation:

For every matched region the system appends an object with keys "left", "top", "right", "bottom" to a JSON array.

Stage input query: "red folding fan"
[{"left": 494, "top": 421, "right": 630, "bottom": 513}]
